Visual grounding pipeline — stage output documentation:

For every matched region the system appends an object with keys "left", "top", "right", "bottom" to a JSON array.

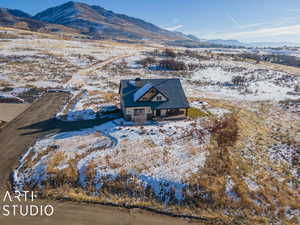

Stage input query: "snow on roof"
[{"left": 133, "top": 83, "right": 153, "bottom": 102}]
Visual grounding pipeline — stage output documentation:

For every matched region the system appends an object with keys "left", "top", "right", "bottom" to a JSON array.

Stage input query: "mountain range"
[
  {"left": 0, "top": 2, "right": 298, "bottom": 48},
  {"left": 207, "top": 39, "right": 300, "bottom": 48},
  {"left": 0, "top": 1, "right": 191, "bottom": 41}
]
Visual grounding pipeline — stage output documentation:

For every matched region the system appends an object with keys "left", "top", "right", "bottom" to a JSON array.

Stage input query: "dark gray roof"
[{"left": 120, "top": 78, "right": 190, "bottom": 109}]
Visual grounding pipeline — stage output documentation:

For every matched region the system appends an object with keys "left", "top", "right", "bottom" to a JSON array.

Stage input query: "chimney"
[{"left": 135, "top": 78, "right": 142, "bottom": 88}]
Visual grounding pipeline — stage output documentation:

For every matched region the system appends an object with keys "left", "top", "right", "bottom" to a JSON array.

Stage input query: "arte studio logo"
[{"left": 1, "top": 191, "right": 54, "bottom": 217}]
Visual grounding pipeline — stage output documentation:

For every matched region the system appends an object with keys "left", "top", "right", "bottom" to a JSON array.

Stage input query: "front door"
[
  {"left": 134, "top": 108, "right": 146, "bottom": 122},
  {"left": 156, "top": 109, "right": 161, "bottom": 116}
]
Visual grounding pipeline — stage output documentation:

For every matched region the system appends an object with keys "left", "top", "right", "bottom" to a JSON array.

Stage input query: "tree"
[
  {"left": 159, "top": 59, "right": 187, "bottom": 70},
  {"left": 164, "top": 48, "right": 176, "bottom": 58}
]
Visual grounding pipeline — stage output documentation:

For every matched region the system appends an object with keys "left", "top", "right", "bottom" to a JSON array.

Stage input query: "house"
[{"left": 119, "top": 78, "right": 190, "bottom": 121}]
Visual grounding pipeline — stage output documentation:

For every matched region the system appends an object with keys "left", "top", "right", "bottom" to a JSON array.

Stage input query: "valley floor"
[{"left": 0, "top": 27, "right": 299, "bottom": 224}]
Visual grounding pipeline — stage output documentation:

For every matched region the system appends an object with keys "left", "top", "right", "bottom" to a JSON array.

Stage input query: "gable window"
[{"left": 156, "top": 96, "right": 162, "bottom": 101}]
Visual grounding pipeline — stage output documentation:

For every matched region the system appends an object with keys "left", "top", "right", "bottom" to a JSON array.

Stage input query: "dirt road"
[
  {"left": 0, "top": 199, "right": 207, "bottom": 225},
  {"left": 0, "top": 92, "right": 70, "bottom": 189},
  {"left": 78, "top": 54, "right": 132, "bottom": 75},
  {"left": 0, "top": 103, "right": 30, "bottom": 122},
  {"left": 0, "top": 92, "right": 209, "bottom": 225}
]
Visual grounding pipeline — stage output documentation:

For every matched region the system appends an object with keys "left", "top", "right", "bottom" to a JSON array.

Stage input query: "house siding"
[{"left": 124, "top": 107, "right": 152, "bottom": 121}]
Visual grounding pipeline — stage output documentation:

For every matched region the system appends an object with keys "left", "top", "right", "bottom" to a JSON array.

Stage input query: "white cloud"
[
  {"left": 288, "top": 9, "right": 300, "bottom": 12},
  {"left": 225, "top": 13, "right": 270, "bottom": 30},
  {"left": 164, "top": 24, "right": 183, "bottom": 31},
  {"left": 238, "top": 22, "right": 270, "bottom": 29},
  {"left": 226, "top": 13, "right": 242, "bottom": 29},
  {"left": 202, "top": 25, "right": 300, "bottom": 41}
]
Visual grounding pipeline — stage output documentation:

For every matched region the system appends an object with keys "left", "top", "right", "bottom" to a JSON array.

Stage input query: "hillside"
[
  {"left": 33, "top": 1, "right": 188, "bottom": 41},
  {"left": 0, "top": 7, "right": 80, "bottom": 34}
]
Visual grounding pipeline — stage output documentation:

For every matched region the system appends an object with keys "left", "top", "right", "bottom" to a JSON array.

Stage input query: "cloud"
[
  {"left": 164, "top": 24, "right": 183, "bottom": 31},
  {"left": 288, "top": 9, "right": 300, "bottom": 12},
  {"left": 202, "top": 25, "right": 300, "bottom": 41},
  {"left": 226, "top": 13, "right": 269, "bottom": 30},
  {"left": 238, "top": 22, "right": 270, "bottom": 29},
  {"left": 226, "top": 13, "right": 242, "bottom": 29}
]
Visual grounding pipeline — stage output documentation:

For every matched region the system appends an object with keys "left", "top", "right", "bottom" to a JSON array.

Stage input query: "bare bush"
[
  {"left": 137, "top": 57, "right": 156, "bottom": 67},
  {"left": 187, "top": 63, "right": 200, "bottom": 71},
  {"left": 164, "top": 48, "right": 176, "bottom": 58},
  {"left": 232, "top": 76, "right": 247, "bottom": 86},
  {"left": 159, "top": 59, "right": 187, "bottom": 71},
  {"left": 179, "top": 49, "right": 210, "bottom": 60},
  {"left": 207, "top": 114, "right": 238, "bottom": 148}
]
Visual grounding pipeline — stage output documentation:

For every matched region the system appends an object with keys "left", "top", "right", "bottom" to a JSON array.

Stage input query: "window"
[
  {"left": 156, "top": 96, "right": 162, "bottom": 101},
  {"left": 134, "top": 108, "right": 145, "bottom": 116}
]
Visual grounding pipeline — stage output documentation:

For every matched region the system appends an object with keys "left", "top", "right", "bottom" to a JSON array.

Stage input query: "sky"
[{"left": 1, "top": 0, "right": 300, "bottom": 43}]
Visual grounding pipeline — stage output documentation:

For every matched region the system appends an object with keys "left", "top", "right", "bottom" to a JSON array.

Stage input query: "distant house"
[{"left": 119, "top": 78, "right": 190, "bottom": 121}]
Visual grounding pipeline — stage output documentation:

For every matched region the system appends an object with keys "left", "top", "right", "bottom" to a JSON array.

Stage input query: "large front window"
[
  {"left": 166, "top": 109, "right": 184, "bottom": 116},
  {"left": 134, "top": 108, "right": 145, "bottom": 116}
]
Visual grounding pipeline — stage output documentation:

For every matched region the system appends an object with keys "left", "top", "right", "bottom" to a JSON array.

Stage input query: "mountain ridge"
[
  {"left": 32, "top": 1, "right": 190, "bottom": 41},
  {"left": 207, "top": 39, "right": 300, "bottom": 48},
  {"left": 0, "top": 6, "right": 80, "bottom": 34}
]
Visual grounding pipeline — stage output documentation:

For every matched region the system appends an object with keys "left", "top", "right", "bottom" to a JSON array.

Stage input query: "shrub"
[
  {"left": 232, "top": 76, "right": 247, "bottom": 86},
  {"left": 207, "top": 113, "right": 238, "bottom": 148},
  {"left": 159, "top": 59, "right": 187, "bottom": 70},
  {"left": 137, "top": 57, "right": 156, "bottom": 67},
  {"left": 164, "top": 48, "right": 176, "bottom": 58},
  {"left": 188, "top": 63, "right": 200, "bottom": 71},
  {"left": 187, "top": 107, "right": 210, "bottom": 119}
]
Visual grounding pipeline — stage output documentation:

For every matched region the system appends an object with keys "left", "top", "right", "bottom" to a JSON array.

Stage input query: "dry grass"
[
  {"left": 24, "top": 145, "right": 59, "bottom": 169},
  {"left": 0, "top": 32, "right": 19, "bottom": 39},
  {"left": 206, "top": 114, "right": 238, "bottom": 148},
  {"left": 185, "top": 104, "right": 299, "bottom": 223},
  {"left": 47, "top": 152, "right": 65, "bottom": 175},
  {"left": 187, "top": 107, "right": 211, "bottom": 119},
  {"left": 0, "top": 80, "right": 12, "bottom": 87},
  {"left": 143, "top": 139, "right": 157, "bottom": 148},
  {"left": 103, "top": 92, "right": 118, "bottom": 103},
  {"left": 88, "top": 90, "right": 103, "bottom": 96},
  {"left": 62, "top": 159, "right": 79, "bottom": 183}
]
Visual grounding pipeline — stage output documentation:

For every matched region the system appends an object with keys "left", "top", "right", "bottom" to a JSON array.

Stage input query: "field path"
[
  {"left": 78, "top": 54, "right": 132, "bottom": 75},
  {"left": 65, "top": 54, "right": 132, "bottom": 89}
]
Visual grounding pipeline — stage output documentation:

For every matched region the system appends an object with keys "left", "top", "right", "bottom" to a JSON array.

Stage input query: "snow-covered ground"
[
  {"left": 189, "top": 59, "right": 299, "bottom": 101},
  {"left": 14, "top": 118, "right": 210, "bottom": 203},
  {"left": 2, "top": 30, "right": 299, "bottom": 222},
  {"left": 0, "top": 37, "right": 145, "bottom": 90}
]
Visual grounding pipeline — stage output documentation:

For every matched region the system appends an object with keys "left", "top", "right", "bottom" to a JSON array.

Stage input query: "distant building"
[{"left": 119, "top": 78, "right": 189, "bottom": 121}]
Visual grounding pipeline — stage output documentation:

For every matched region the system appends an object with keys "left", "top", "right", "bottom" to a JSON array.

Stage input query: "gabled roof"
[
  {"left": 120, "top": 78, "right": 190, "bottom": 109},
  {"left": 133, "top": 83, "right": 153, "bottom": 102}
]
